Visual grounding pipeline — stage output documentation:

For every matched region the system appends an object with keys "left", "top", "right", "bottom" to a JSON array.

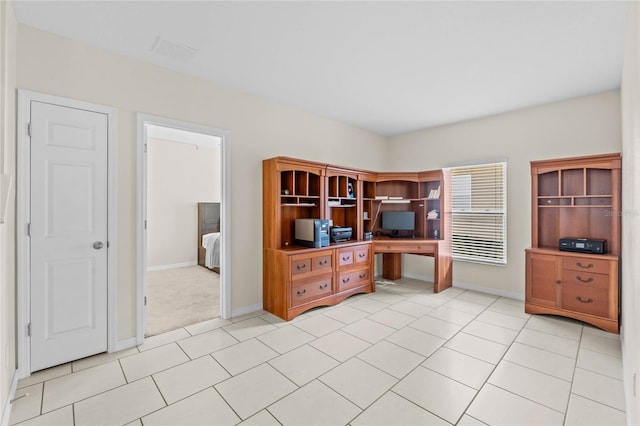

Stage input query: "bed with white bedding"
[
  {"left": 197, "top": 202, "right": 221, "bottom": 273},
  {"left": 202, "top": 232, "right": 221, "bottom": 270}
]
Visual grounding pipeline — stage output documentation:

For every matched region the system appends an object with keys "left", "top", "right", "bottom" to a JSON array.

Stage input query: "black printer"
[{"left": 330, "top": 226, "right": 352, "bottom": 243}]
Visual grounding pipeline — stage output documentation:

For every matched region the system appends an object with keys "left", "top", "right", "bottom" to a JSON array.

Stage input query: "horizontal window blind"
[{"left": 448, "top": 162, "right": 507, "bottom": 265}]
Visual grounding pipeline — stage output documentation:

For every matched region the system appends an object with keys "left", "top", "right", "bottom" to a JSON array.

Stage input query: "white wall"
[
  {"left": 15, "top": 25, "right": 388, "bottom": 341},
  {"left": 386, "top": 91, "right": 622, "bottom": 298},
  {"left": 147, "top": 137, "right": 219, "bottom": 268},
  {"left": 620, "top": 3, "right": 640, "bottom": 423},
  {"left": 0, "top": 1, "right": 17, "bottom": 423}
]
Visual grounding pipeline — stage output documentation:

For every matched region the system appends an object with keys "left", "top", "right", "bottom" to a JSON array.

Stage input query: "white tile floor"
[{"left": 10, "top": 278, "right": 627, "bottom": 425}]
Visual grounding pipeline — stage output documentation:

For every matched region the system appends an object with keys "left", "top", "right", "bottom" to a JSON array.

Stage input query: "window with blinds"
[{"left": 448, "top": 162, "right": 507, "bottom": 265}]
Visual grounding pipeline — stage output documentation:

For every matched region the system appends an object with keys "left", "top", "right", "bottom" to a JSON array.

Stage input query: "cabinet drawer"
[
  {"left": 337, "top": 268, "right": 370, "bottom": 292},
  {"left": 338, "top": 249, "right": 354, "bottom": 266},
  {"left": 290, "top": 275, "right": 333, "bottom": 307},
  {"left": 561, "top": 270, "right": 609, "bottom": 289},
  {"left": 291, "top": 258, "right": 312, "bottom": 275},
  {"left": 354, "top": 246, "right": 370, "bottom": 264},
  {"left": 290, "top": 250, "right": 333, "bottom": 277},
  {"left": 374, "top": 241, "right": 436, "bottom": 254},
  {"left": 313, "top": 254, "right": 332, "bottom": 271},
  {"left": 561, "top": 284, "right": 609, "bottom": 318},
  {"left": 562, "top": 257, "right": 610, "bottom": 275}
]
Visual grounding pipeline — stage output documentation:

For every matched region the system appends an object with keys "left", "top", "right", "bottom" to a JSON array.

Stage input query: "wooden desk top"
[{"left": 372, "top": 237, "right": 440, "bottom": 254}]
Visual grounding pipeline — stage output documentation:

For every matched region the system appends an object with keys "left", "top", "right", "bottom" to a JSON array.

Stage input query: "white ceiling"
[{"left": 12, "top": 1, "right": 629, "bottom": 136}]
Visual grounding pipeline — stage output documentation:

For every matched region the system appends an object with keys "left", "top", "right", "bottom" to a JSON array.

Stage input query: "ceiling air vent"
[{"left": 150, "top": 37, "right": 199, "bottom": 63}]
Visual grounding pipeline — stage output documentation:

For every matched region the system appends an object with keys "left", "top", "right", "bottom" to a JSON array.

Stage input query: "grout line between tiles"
[
  {"left": 568, "top": 392, "right": 627, "bottom": 413},
  {"left": 149, "top": 375, "right": 168, "bottom": 408},
  {"left": 264, "top": 407, "right": 285, "bottom": 426},
  {"left": 564, "top": 326, "right": 585, "bottom": 424},
  {"left": 39, "top": 381, "right": 44, "bottom": 417},
  {"left": 210, "top": 384, "right": 247, "bottom": 424},
  {"left": 488, "top": 381, "right": 568, "bottom": 415},
  {"left": 386, "top": 389, "right": 453, "bottom": 425},
  {"left": 453, "top": 312, "right": 534, "bottom": 422}
]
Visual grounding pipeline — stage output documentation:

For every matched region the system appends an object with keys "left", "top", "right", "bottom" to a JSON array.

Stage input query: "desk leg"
[
  {"left": 433, "top": 253, "right": 453, "bottom": 293},
  {"left": 382, "top": 253, "right": 402, "bottom": 280}
]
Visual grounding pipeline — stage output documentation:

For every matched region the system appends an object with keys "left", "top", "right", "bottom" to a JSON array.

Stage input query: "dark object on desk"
[
  {"left": 559, "top": 237, "right": 606, "bottom": 254},
  {"left": 381, "top": 211, "right": 415, "bottom": 238},
  {"left": 330, "top": 226, "right": 352, "bottom": 243}
]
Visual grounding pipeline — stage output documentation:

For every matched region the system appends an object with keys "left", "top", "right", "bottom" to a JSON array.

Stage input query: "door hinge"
[
  {"left": 27, "top": 323, "right": 31, "bottom": 337},
  {"left": 144, "top": 143, "right": 147, "bottom": 153},
  {"left": 144, "top": 296, "right": 147, "bottom": 306},
  {"left": 26, "top": 223, "right": 30, "bottom": 237},
  {"left": 27, "top": 123, "right": 31, "bottom": 137},
  {"left": 144, "top": 220, "right": 147, "bottom": 230}
]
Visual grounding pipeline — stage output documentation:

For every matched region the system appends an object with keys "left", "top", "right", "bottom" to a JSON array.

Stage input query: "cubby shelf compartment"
[{"left": 280, "top": 170, "right": 321, "bottom": 197}]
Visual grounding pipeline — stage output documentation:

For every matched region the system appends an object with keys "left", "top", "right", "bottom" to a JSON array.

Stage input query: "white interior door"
[{"left": 29, "top": 101, "right": 109, "bottom": 372}]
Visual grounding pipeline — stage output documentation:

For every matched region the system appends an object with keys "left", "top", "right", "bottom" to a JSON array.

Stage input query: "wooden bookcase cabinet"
[
  {"left": 526, "top": 153, "right": 621, "bottom": 333},
  {"left": 264, "top": 157, "right": 450, "bottom": 320}
]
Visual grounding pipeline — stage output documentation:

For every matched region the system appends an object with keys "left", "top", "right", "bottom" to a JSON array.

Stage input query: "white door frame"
[
  {"left": 136, "top": 114, "right": 231, "bottom": 345},
  {"left": 16, "top": 90, "right": 118, "bottom": 379}
]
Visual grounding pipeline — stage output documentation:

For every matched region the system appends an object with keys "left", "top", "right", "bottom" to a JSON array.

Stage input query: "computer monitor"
[{"left": 381, "top": 211, "right": 415, "bottom": 237}]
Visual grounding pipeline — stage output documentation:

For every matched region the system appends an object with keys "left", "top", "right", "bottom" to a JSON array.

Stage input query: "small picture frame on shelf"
[{"left": 347, "top": 182, "right": 355, "bottom": 198}]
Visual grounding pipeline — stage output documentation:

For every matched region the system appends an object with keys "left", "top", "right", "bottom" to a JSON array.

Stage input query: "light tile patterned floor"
[{"left": 9, "top": 278, "right": 627, "bottom": 425}]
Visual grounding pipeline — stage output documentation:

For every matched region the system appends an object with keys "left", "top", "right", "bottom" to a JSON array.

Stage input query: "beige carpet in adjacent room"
[{"left": 146, "top": 265, "right": 220, "bottom": 336}]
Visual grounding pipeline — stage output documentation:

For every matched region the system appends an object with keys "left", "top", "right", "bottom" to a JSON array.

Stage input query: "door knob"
[{"left": 93, "top": 241, "right": 104, "bottom": 250}]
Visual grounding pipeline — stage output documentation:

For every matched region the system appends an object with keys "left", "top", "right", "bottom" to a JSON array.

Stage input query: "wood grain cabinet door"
[{"left": 526, "top": 252, "right": 560, "bottom": 308}]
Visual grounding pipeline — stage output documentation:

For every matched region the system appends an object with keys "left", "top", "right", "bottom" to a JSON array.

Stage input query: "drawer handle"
[
  {"left": 319, "top": 283, "right": 328, "bottom": 290},
  {"left": 576, "top": 276, "right": 594, "bottom": 284},
  {"left": 358, "top": 253, "right": 366, "bottom": 258},
  {"left": 576, "top": 296, "right": 594, "bottom": 304},
  {"left": 296, "top": 289, "right": 306, "bottom": 296},
  {"left": 555, "top": 280, "right": 561, "bottom": 285},
  {"left": 297, "top": 263, "right": 307, "bottom": 270},
  {"left": 576, "top": 262, "right": 593, "bottom": 269},
  {"left": 318, "top": 260, "right": 327, "bottom": 265},
  {"left": 359, "top": 273, "right": 366, "bottom": 279},
  {"left": 342, "top": 256, "right": 350, "bottom": 261},
  {"left": 342, "top": 277, "right": 350, "bottom": 283}
]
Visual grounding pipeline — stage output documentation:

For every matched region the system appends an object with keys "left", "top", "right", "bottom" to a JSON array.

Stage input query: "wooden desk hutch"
[
  {"left": 525, "top": 153, "right": 621, "bottom": 333},
  {"left": 263, "top": 156, "right": 453, "bottom": 321}
]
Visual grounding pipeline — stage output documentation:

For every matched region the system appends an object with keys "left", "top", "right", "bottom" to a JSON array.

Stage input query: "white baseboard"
[
  {"left": 452, "top": 280, "right": 525, "bottom": 301},
  {"left": 232, "top": 303, "right": 263, "bottom": 318},
  {"left": 147, "top": 261, "right": 197, "bottom": 272},
  {"left": 114, "top": 337, "right": 138, "bottom": 352},
  {"left": 402, "top": 272, "right": 525, "bottom": 301},
  {"left": 1, "top": 370, "right": 18, "bottom": 426}
]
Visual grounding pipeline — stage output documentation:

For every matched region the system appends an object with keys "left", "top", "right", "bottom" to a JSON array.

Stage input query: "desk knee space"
[{"left": 374, "top": 238, "right": 452, "bottom": 292}]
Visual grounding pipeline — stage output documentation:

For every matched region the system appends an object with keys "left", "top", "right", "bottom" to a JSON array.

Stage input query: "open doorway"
[
  {"left": 145, "top": 125, "right": 221, "bottom": 336},
  {"left": 137, "top": 115, "right": 230, "bottom": 343}
]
